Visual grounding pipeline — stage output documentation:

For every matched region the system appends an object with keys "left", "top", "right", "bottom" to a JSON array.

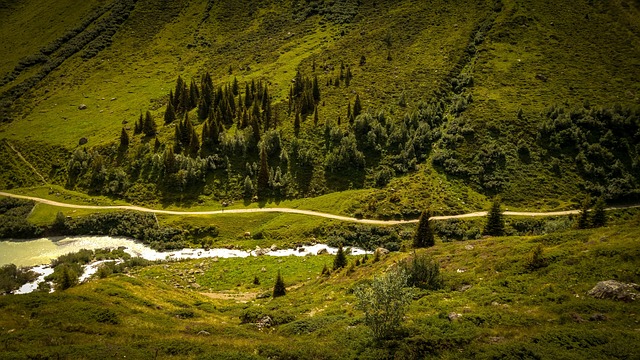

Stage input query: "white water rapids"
[{"left": 1, "top": 236, "right": 367, "bottom": 295}]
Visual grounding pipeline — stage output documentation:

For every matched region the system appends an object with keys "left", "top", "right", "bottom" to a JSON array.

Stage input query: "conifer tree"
[
  {"left": 591, "top": 197, "right": 607, "bottom": 228},
  {"left": 353, "top": 94, "right": 362, "bottom": 119},
  {"left": 413, "top": 210, "right": 434, "bottom": 248},
  {"left": 163, "top": 146, "right": 176, "bottom": 174},
  {"left": 154, "top": 137, "right": 161, "bottom": 152},
  {"left": 119, "top": 128, "right": 129, "bottom": 149},
  {"left": 313, "top": 106, "right": 319, "bottom": 126},
  {"left": 257, "top": 146, "right": 270, "bottom": 199},
  {"left": 483, "top": 198, "right": 505, "bottom": 236},
  {"left": 173, "top": 76, "right": 184, "bottom": 110},
  {"left": 294, "top": 112, "right": 301, "bottom": 135},
  {"left": 577, "top": 195, "right": 591, "bottom": 229},
  {"left": 312, "top": 74, "right": 320, "bottom": 102},
  {"left": 244, "top": 175, "right": 254, "bottom": 198},
  {"left": 333, "top": 245, "right": 347, "bottom": 270},
  {"left": 164, "top": 101, "right": 177, "bottom": 124},
  {"left": 188, "top": 129, "right": 200, "bottom": 156},
  {"left": 232, "top": 76, "right": 239, "bottom": 95},
  {"left": 143, "top": 111, "right": 157, "bottom": 136},
  {"left": 273, "top": 270, "right": 286, "bottom": 298},
  {"left": 134, "top": 112, "right": 143, "bottom": 135},
  {"left": 347, "top": 102, "right": 352, "bottom": 124}
]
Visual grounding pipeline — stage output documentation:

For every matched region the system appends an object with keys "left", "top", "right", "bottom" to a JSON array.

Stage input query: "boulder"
[
  {"left": 270, "top": 244, "right": 278, "bottom": 251},
  {"left": 78, "top": 104, "right": 87, "bottom": 110},
  {"left": 587, "top": 280, "right": 639, "bottom": 302},
  {"left": 375, "top": 247, "right": 390, "bottom": 255},
  {"left": 197, "top": 330, "right": 211, "bottom": 336},
  {"left": 257, "top": 316, "right": 273, "bottom": 329},
  {"left": 317, "top": 248, "right": 328, "bottom": 255},
  {"left": 448, "top": 312, "right": 462, "bottom": 322},
  {"left": 79, "top": 137, "right": 88, "bottom": 145},
  {"left": 298, "top": 247, "right": 305, "bottom": 253},
  {"left": 244, "top": 231, "right": 251, "bottom": 238},
  {"left": 464, "top": 244, "right": 474, "bottom": 250},
  {"left": 535, "top": 73, "right": 548, "bottom": 82}
]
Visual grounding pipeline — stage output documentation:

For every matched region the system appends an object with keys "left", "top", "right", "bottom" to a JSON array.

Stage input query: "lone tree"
[
  {"left": 273, "top": 270, "right": 286, "bottom": 298},
  {"left": 413, "top": 210, "right": 434, "bottom": 248},
  {"left": 577, "top": 195, "right": 591, "bottom": 229},
  {"left": 333, "top": 245, "right": 347, "bottom": 270},
  {"left": 483, "top": 198, "right": 505, "bottom": 236},
  {"left": 354, "top": 268, "right": 412, "bottom": 340},
  {"left": 591, "top": 197, "right": 607, "bottom": 228}
]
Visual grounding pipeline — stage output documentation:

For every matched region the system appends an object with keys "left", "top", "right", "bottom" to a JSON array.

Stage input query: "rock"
[
  {"left": 570, "top": 313, "right": 585, "bottom": 323},
  {"left": 464, "top": 245, "right": 474, "bottom": 250},
  {"left": 375, "top": 247, "right": 390, "bottom": 255},
  {"left": 589, "top": 313, "right": 607, "bottom": 321},
  {"left": 270, "top": 244, "right": 278, "bottom": 251},
  {"left": 317, "top": 248, "right": 328, "bottom": 255},
  {"left": 587, "top": 280, "right": 639, "bottom": 302},
  {"left": 256, "top": 292, "right": 271, "bottom": 299},
  {"left": 197, "top": 330, "right": 211, "bottom": 336},
  {"left": 298, "top": 247, "right": 305, "bottom": 253},
  {"left": 254, "top": 247, "right": 268, "bottom": 256},
  {"left": 78, "top": 104, "right": 87, "bottom": 110},
  {"left": 458, "top": 284, "right": 472, "bottom": 292},
  {"left": 260, "top": 267, "right": 267, "bottom": 272},
  {"left": 244, "top": 231, "right": 251, "bottom": 238},
  {"left": 488, "top": 336, "right": 504, "bottom": 344},
  {"left": 79, "top": 137, "right": 88, "bottom": 145},
  {"left": 448, "top": 312, "right": 462, "bottom": 321},
  {"left": 110, "top": 97, "right": 117, "bottom": 101},
  {"left": 535, "top": 73, "right": 548, "bottom": 82},
  {"left": 190, "top": 283, "right": 201, "bottom": 289},
  {"left": 256, "top": 316, "right": 273, "bottom": 329}
]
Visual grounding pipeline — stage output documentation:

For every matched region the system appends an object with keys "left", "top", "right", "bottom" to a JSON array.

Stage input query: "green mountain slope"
[{"left": 0, "top": 0, "right": 639, "bottom": 214}]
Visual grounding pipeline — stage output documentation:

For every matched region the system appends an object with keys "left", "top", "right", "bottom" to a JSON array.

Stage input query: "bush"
[
  {"left": 399, "top": 253, "right": 443, "bottom": 290},
  {"left": 0, "top": 264, "right": 37, "bottom": 294},
  {"left": 354, "top": 268, "right": 413, "bottom": 340}
]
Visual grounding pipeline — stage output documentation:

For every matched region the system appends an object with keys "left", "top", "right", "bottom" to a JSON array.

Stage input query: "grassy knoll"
[{"left": 1, "top": 212, "right": 639, "bottom": 358}]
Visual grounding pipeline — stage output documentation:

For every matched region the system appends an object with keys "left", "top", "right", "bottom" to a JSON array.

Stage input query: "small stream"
[{"left": 1, "top": 236, "right": 367, "bottom": 295}]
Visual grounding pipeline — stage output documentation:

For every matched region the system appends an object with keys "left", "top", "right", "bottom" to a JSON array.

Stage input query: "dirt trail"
[
  {"left": 1, "top": 191, "right": 639, "bottom": 225},
  {"left": 2, "top": 140, "right": 47, "bottom": 184}
]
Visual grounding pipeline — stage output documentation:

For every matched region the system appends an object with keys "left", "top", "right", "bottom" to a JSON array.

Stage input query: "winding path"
[{"left": 1, "top": 191, "right": 639, "bottom": 225}]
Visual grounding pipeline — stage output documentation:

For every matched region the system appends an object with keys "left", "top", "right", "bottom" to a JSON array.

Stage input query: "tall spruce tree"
[
  {"left": 257, "top": 146, "right": 270, "bottom": 199},
  {"left": 119, "top": 128, "right": 129, "bottom": 149},
  {"left": 353, "top": 94, "right": 362, "bottom": 119},
  {"left": 333, "top": 245, "right": 347, "bottom": 270},
  {"left": 273, "top": 270, "right": 286, "bottom": 298},
  {"left": 164, "top": 101, "right": 176, "bottom": 124},
  {"left": 591, "top": 197, "right": 607, "bottom": 228},
  {"left": 577, "top": 195, "right": 591, "bottom": 229},
  {"left": 483, "top": 198, "right": 505, "bottom": 236},
  {"left": 413, "top": 210, "right": 434, "bottom": 248},
  {"left": 143, "top": 111, "right": 157, "bottom": 136}
]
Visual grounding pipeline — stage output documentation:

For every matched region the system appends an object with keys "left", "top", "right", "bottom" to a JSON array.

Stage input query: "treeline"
[
  {"left": 0, "top": 198, "right": 42, "bottom": 239},
  {"left": 52, "top": 211, "right": 196, "bottom": 250},
  {"left": 538, "top": 103, "right": 640, "bottom": 200}
]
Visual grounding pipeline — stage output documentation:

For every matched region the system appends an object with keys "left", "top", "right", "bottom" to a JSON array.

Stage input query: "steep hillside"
[{"left": 0, "top": 0, "right": 639, "bottom": 215}]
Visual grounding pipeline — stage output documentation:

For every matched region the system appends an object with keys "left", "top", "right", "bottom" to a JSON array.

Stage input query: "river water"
[{"left": 1, "top": 236, "right": 367, "bottom": 294}]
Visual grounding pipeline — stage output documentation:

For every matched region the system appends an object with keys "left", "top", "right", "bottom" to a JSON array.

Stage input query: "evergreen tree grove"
[
  {"left": 413, "top": 210, "right": 434, "bottom": 248},
  {"left": 483, "top": 198, "right": 504, "bottom": 236}
]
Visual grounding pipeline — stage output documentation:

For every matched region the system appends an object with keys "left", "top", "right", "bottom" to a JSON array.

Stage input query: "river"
[{"left": 1, "top": 236, "right": 367, "bottom": 294}]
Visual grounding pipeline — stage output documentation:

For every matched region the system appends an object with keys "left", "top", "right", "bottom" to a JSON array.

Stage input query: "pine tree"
[
  {"left": 164, "top": 101, "right": 177, "bottom": 124},
  {"left": 257, "top": 146, "right": 270, "bottom": 199},
  {"left": 243, "top": 175, "right": 254, "bottom": 198},
  {"left": 353, "top": 94, "right": 362, "bottom": 118},
  {"left": 591, "top": 197, "right": 607, "bottom": 228},
  {"left": 413, "top": 210, "right": 434, "bottom": 248},
  {"left": 347, "top": 102, "right": 352, "bottom": 124},
  {"left": 119, "top": 128, "right": 129, "bottom": 149},
  {"left": 333, "top": 245, "right": 347, "bottom": 270},
  {"left": 232, "top": 76, "right": 239, "bottom": 95},
  {"left": 483, "top": 198, "right": 505, "bottom": 236},
  {"left": 577, "top": 195, "right": 591, "bottom": 229},
  {"left": 313, "top": 106, "right": 319, "bottom": 126},
  {"left": 143, "top": 111, "right": 157, "bottom": 136},
  {"left": 294, "top": 112, "right": 301, "bottom": 135},
  {"left": 134, "top": 112, "right": 143, "bottom": 135},
  {"left": 273, "top": 270, "right": 286, "bottom": 298},
  {"left": 312, "top": 74, "right": 320, "bottom": 102}
]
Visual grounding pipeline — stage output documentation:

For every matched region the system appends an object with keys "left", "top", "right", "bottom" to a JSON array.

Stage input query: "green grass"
[{"left": 1, "top": 214, "right": 639, "bottom": 358}]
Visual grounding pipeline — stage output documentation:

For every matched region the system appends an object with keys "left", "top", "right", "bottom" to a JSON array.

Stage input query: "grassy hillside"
[
  {"left": 1, "top": 212, "right": 639, "bottom": 359},
  {"left": 0, "top": 0, "right": 638, "bottom": 215}
]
